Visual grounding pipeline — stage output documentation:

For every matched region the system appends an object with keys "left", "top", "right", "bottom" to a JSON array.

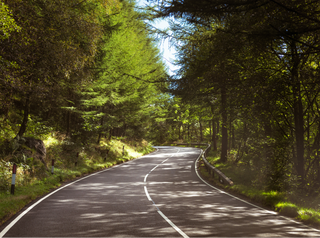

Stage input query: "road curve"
[{"left": 1, "top": 146, "right": 320, "bottom": 237}]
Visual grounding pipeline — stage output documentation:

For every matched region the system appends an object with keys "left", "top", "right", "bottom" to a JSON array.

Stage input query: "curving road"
[{"left": 1, "top": 146, "right": 320, "bottom": 237}]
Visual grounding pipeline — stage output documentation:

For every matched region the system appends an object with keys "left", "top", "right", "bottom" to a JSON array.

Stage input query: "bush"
[
  {"left": 0, "top": 160, "right": 11, "bottom": 192},
  {"left": 276, "top": 202, "right": 299, "bottom": 217}
]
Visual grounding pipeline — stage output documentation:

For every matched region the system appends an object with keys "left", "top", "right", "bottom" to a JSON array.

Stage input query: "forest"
[
  {"left": 147, "top": 0, "right": 320, "bottom": 193},
  {"left": 0, "top": 0, "right": 175, "bottom": 223},
  {"left": 2, "top": 0, "right": 320, "bottom": 226}
]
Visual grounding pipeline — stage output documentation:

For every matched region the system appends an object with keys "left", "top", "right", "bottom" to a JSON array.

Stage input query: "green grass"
[
  {"left": 205, "top": 150, "right": 220, "bottom": 164},
  {"left": 275, "top": 202, "right": 320, "bottom": 225},
  {"left": 198, "top": 149, "right": 320, "bottom": 228},
  {"left": 160, "top": 143, "right": 320, "bottom": 228},
  {"left": 298, "top": 208, "right": 320, "bottom": 225},
  {"left": 0, "top": 137, "right": 154, "bottom": 226},
  {"left": 0, "top": 176, "right": 61, "bottom": 224},
  {"left": 275, "top": 202, "right": 299, "bottom": 217}
]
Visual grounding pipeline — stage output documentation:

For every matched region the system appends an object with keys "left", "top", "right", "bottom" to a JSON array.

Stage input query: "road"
[{"left": 1, "top": 146, "right": 320, "bottom": 237}]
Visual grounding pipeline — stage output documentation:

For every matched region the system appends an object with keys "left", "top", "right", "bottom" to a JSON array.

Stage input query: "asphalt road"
[{"left": 1, "top": 146, "right": 320, "bottom": 237}]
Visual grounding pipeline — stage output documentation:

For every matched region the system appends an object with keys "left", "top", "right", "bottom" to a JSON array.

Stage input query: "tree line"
[
  {"left": 0, "top": 0, "right": 167, "bottom": 146},
  {"left": 3, "top": 0, "right": 320, "bottom": 194}
]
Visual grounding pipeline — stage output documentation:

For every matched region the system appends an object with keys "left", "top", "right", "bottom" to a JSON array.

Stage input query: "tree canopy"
[
  {"left": 0, "top": 0, "right": 167, "bottom": 145},
  {"left": 4, "top": 0, "right": 320, "bottom": 194},
  {"left": 145, "top": 0, "right": 320, "bottom": 191}
]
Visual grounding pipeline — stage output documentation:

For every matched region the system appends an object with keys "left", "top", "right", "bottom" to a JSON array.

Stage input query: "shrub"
[{"left": 275, "top": 202, "right": 299, "bottom": 217}]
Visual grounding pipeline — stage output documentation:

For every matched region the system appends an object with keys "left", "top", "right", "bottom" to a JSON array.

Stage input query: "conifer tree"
[{"left": 80, "top": 0, "right": 167, "bottom": 142}]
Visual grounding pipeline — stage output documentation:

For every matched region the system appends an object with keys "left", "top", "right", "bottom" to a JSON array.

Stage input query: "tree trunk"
[
  {"left": 263, "top": 121, "right": 272, "bottom": 162},
  {"left": 291, "top": 40, "right": 305, "bottom": 184},
  {"left": 294, "top": 88, "right": 305, "bottom": 183},
  {"left": 228, "top": 119, "right": 232, "bottom": 150},
  {"left": 199, "top": 119, "right": 203, "bottom": 142},
  {"left": 216, "top": 120, "right": 220, "bottom": 142},
  {"left": 221, "top": 85, "right": 228, "bottom": 162},
  {"left": 232, "top": 124, "right": 235, "bottom": 149},
  {"left": 97, "top": 117, "right": 104, "bottom": 144},
  {"left": 123, "top": 123, "right": 127, "bottom": 137},
  {"left": 212, "top": 119, "right": 217, "bottom": 151},
  {"left": 66, "top": 111, "right": 71, "bottom": 137},
  {"left": 210, "top": 104, "right": 217, "bottom": 151},
  {"left": 17, "top": 96, "right": 30, "bottom": 138},
  {"left": 194, "top": 124, "right": 198, "bottom": 141}
]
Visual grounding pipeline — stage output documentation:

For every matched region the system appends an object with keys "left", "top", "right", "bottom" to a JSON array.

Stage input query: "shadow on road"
[{"left": 4, "top": 146, "right": 320, "bottom": 237}]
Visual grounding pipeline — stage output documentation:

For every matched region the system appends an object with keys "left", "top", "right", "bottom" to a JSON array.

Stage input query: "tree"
[
  {"left": 79, "top": 0, "right": 167, "bottom": 143},
  {"left": 0, "top": 0, "right": 119, "bottom": 138},
  {"left": 147, "top": 0, "right": 320, "bottom": 189}
]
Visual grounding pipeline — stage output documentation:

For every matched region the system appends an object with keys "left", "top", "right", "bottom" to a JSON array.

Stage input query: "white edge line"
[
  {"left": 0, "top": 167, "right": 109, "bottom": 238},
  {"left": 194, "top": 150, "right": 320, "bottom": 233},
  {"left": 1, "top": 147, "right": 160, "bottom": 238},
  {"left": 194, "top": 150, "right": 271, "bottom": 212}
]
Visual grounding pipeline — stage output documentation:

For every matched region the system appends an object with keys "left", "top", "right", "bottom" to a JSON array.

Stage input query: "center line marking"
[
  {"left": 144, "top": 173, "right": 149, "bottom": 182},
  {"left": 144, "top": 185, "right": 188, "bottom": 238},
  {"left": 157, "top": 211, "right": 189, "bottom": 238},
  {"left": 144, "top": 186, "right": 152, "bottom": 201},
  {"left": 143, "top": 148, "right": 188, "bottom": 238}
]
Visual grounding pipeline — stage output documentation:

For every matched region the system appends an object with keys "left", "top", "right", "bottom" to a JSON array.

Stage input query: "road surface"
[{"left": 1, "top": 146, "right": 320, "bottom": 237}]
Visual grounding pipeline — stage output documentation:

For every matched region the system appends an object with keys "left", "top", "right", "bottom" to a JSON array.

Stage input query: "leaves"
[
  {"left": 78, "top": 1, "right": 167, "bottom": 139},
  {"left": 0, "top": 1, "right": 21, "bottom": 40}
]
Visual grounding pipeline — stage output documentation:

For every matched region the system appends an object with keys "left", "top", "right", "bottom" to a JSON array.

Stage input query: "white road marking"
[
  {"left": 144, "top": 183, "right": 188, "bottom": 238},
  {"left": 150, "top": 164, "right": 160, "bottom": 172},
  {"left": 157, "top": 211, "right": 189, "bottom": 238},
  {"left": 144, "top": 173, "right": 149, "bottom": 183},
  {"left": 194, "top": 151, "right": 272, "bottom": 212},
  {"left": 194, "top": 151, "right": 320, "bottom": 233},
  {"left": 0, "top": 148, "right": 161, "bottom": 238},
  {"left": 0, "top": 168, "right": 108, "bottom": 238},
  {"left": 161, "top": 158, "right": 169, "bottom": 163},
  {"left": 143, "top": 148, "right": 189, "bottom": 238},
  {"left": 144, "top": 186, "right": 152, "bottom": 201}
]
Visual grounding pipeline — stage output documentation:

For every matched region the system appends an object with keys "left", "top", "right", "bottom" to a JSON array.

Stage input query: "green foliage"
[
  {"left": 0, "top": 0, "right": 168, "bottom": 155},
  {"left": 145, "top": 0, "right": 320, "bottom": 195},
  {"left": 0, "top": 1, "right": 21, "bottom": 40},
  {"left": 0, "top": 160, "right": 11, "bottom": 192},
  {"left": 79, "top": 0, "right": 167, "bottom": 142},
  {"left": 298, "top": 208, "right": 320, "bottom": 225},
  {"left": 275, "top": 202, "right": 299, "bottom": 217},
  {"left": 200, "top": 147, "right": 320, "bottom": 226},
  {"left": 0, "top": 135, "right": 153, "bottom": 225}
]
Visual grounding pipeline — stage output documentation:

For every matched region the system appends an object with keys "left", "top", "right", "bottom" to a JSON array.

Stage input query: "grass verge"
[
  {"left": 0, "top": 137, "right": 154, "bottom": 226},
  {"left": 198, "top": 149, "right": 320, "bottom": 228}
]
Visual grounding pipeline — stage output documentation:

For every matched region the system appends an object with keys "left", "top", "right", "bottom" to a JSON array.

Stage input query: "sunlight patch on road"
[
  {"left": 81, "top": 213, "right": 105, "bottom": 219},
  {"left": 143, "top": 148, "right": 189, "bottom": 238}
]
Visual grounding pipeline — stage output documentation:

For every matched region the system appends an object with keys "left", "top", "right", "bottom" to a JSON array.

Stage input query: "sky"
[{"left": 136, "top": 0, "right": 179, "bottom": 76}]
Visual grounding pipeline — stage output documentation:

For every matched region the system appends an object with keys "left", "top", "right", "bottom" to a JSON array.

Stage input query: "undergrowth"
[
  {"left": 0, "top": 135, "right": 153, "bottom": 226},
  {"left": 199, "top": 148, "right": 320, "bottom": 228}
]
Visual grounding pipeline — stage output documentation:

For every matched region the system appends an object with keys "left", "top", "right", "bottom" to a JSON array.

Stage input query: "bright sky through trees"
[{"left": 136, "top": 0, "right": 179, "bottom": 75}]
